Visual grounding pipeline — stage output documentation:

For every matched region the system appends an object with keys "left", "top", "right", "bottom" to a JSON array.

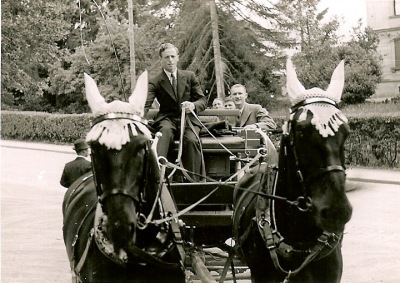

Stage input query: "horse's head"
[
  {"left": 84, "top": 71, "right": 159, "bottom": 254},
  {"left": 282, "top": 59, "right": 352, "bottom": 234}
]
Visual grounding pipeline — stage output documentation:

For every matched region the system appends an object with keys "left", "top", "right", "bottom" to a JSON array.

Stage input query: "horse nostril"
[{"left": 320, "top": 207, "right": 330, "bottom": 220}]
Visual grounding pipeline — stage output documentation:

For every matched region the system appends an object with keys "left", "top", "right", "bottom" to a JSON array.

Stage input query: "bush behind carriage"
[{"left": 2, "top": 110, "right": 400, "bottom": 168}]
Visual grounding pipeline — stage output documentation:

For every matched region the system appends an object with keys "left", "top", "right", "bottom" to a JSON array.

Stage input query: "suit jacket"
[
  {"left": 238, "top": 102, "right": 276, "bottom": 131},
  {"left": 60, "top": 157, "right": 92, "bottom": 188},
  {"left": 145, "top": 69, "right": 207, "bottom": 127}
]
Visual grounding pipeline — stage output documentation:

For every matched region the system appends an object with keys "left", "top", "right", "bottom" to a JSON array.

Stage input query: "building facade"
[{"left": 366, "top": 0, "right": 400, "bottom": 100}]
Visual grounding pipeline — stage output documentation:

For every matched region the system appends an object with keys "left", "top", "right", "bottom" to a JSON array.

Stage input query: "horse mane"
[{"left": 291, "top": 103, "right": 348, "bottom": 138}]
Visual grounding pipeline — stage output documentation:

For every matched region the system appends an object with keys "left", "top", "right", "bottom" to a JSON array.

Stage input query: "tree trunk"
[
  {"left": 209, "top": 0, "right": 225, "bottom": 100},
  {"left": 128, "top": 0, "right": 136, "bottom": 93}
]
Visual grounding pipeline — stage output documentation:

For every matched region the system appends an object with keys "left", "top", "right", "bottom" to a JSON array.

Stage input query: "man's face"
[
  {"left": 230, "top": 86, "right": 248, "bottom": 108},
  {"left": 224, "top": 101, "right": 235, "bottom": 109},
  {"left": 160, "top": 47, "right": 179, "bottom": 73},
  {"left": 212, "top": 99, "right": 224, "bottom": 109}
]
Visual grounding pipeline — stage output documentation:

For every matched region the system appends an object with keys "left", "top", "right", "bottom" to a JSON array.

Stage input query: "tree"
[
  {"left": 167, "top": 0, "right": 287, "bottom": 106},
  {"left": 338, "top": 25, "right": 382, "bottom": 104},
  {"left": 47, "top": 4, "right": 171, "bottom": 113},
  {"left": 1, "top": 0, "right": 69, "bottom": 109},
  {"left": 278, "top": 0, "right": 382, "bottom": 104}
]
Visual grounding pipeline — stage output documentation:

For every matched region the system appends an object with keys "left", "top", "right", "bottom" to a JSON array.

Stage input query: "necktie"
[{"left": 171, "top": 73, "right": 178, "bottom": 97}]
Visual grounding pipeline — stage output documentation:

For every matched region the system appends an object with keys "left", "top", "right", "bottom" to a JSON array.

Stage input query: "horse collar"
[{"left": 94, "top": 204, "right": 129, "bottom": 266}]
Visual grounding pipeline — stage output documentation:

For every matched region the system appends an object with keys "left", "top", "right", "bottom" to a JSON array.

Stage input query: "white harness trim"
[
  {"left": 86, "top": 119, "right": 152, "bottom": 150},
  {"left": 290, "top": 104, "right": 347, "bottom": 138}
]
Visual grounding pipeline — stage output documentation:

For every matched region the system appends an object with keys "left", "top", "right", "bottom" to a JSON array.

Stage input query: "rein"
[
  {"left": 150, "top": 149, "right": 267, "bottom": 226},
  {"left": 233, "top": 98, "right": 347, "bottom": 282},
  {"left": 287, "top": 98, "right": 346, "bottom": 199},
  {"left": 87, "top": 113, "right": 184, "bottom": 269}
]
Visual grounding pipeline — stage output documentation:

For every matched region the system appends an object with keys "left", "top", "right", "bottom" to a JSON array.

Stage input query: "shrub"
[{"left": 1, "top": 111, "right": 399, "bottom": 168}]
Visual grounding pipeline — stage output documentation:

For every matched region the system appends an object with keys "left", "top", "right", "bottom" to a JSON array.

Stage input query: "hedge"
[
  {"left": 1, "top": 111, "right": 399, "bottom": 168},
  {"left": 1, "top": 111, "right": 93, "bottom": 144}
]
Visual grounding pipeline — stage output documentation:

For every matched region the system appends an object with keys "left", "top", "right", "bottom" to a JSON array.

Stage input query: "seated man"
[
  {"left": 224, "top": 96, "right": 236, "bottom": 109},
  {"left": 222, "top": 96, "right": 237, "bottom": 128},
  {"left": 144, "top": 43, "right": 207, "bottom": 181},
  {"left": 230, "top": 84, "right": 276, "bottom": 131},
  {"left": 212, "top": 98, "right": 224, "bottom": 109},
  {"left": 230, "top": 84, "right": 278, "bottom": 165}
]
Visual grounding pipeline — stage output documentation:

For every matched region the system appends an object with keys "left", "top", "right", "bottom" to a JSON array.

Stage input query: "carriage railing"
[
  {"left": 146, "top": 108, "right": 278, "bottom": 246},
  {"left": 146, "top": 108, "right": 270, "bottom": 181}
]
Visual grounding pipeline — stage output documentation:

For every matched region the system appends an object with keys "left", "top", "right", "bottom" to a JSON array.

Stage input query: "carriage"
[{"left": 62, "top": 60, "right": 352, "bottom": 283}]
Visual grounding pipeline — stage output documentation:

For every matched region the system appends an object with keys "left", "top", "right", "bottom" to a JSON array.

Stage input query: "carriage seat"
[
  {"left": 146, "top": 109, "right": 264, "bottom": 178},
  {"left": 146, "top": 109, "right": 262, "bottom": 152}
]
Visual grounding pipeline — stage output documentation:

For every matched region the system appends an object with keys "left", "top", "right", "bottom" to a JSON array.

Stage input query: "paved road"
[{"left": 1, "top": 143, "right": 400, "bottom": 283}]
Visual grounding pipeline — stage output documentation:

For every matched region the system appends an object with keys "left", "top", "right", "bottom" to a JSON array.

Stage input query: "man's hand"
[{"left": 181, "top": 101, "right": 195, "bottom": 113}]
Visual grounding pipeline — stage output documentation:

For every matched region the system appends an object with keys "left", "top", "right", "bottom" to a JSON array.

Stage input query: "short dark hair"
[
  {"left": 224, "top": 96, "right": 233, "bottom": 102},
  {"left": 159, "top": 43, "right": 179, "bottom": 57}
]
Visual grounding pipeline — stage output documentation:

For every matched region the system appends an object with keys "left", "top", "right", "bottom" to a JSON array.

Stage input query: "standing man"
[
  {"left": 145, "top": 43, "right": 207, "bottom": 181},
  {"left": 60, "top": 139, "right": 92, "bottom": 188},
  {"left": 230, "top": 84, "right": 276, "bottom": 131}
]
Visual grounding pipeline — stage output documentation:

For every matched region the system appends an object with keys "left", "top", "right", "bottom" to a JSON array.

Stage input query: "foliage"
[
  {"left": 346, "top": 116, "right": 400, "bottom": 168},
  {"left": 1, "top": 0, "right": 69, "bottom": 109},
  {"left": 172, "top": 0, "right": 288, "bottom": 108},
  {"left": 0, "top": 0, "right": 385, "bottom": 113},
  {"left": 50, "top": 5, "right": 170, "bottom": 113},
  {"left": 337, "top": 26, "right": 382, "bottom": 104},
  {"left": 3, "top": 108, "right": 400, "bottom": 168},
  {"left": 277, "top": 0, "right": 382, "bottom": 104},
  {"left": 1, "top": 111, "right": 92, "bottom": 144}
]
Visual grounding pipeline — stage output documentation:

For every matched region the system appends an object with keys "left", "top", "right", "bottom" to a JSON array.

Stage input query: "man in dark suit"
[
  {"left": 60, "top": 139, "right": 92, "bottom": 188},
  {"left": 145, "top": 43, "right": 207, "bottom": 181},
  {"left": 230, "top": 84, "right": 276, "bottom": 131}
]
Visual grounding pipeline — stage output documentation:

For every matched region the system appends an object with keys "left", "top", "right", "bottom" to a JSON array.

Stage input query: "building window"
[
  {"left": 395, "top": 39, "right": 400, "bottom": 69},
  {"left": 395, "top": 0, "right": 400, "bottom": 15}
]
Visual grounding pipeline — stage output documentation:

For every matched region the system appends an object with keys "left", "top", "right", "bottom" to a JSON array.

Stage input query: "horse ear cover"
[
  {"left": 129, "top": 70, "right": 148, "bottom": 117},
  {"left": 286, "top": 59, "right": 345, "bottom": 106},
  {"left": 84, "top": 71, "right": 148, "bottom": 117},
  {"left": 84, "top": 73, "right": 108, "bottom": 113}
]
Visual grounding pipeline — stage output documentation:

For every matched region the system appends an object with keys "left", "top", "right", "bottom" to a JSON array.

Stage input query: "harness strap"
[
  {"left": 75, "top": 228, "right": 94, "bottom": 275},
  {"left": 128, "top": 244, "right": 182, "bottom": 269},
  {"left": 153, "top": 151, "right": 264, "bottom": 226},
  {"left": 190, "top": 108, "right": 236, "bottom": 156},
  {"left": 263, "top": 223, "right": 341, "bottom": 281},
  {"left": 173, "top": 109, "right": 206, "bottom": 182},
  {"left": 219, "top": 250, "right": 236, "bottom": 283},
  {"left": 70, "top": 202, "right": 97, "bottom": 275},
  {"left": 159, "top": 181, "right": 186, "bottom": 266}
]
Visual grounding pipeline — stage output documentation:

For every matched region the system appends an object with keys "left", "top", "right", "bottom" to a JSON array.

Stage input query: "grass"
[
  {"left": 268, "top": 99, "right": 400, "bottom": 119},
  {"left": 340, "top": 101, "right": 400, "bottom": 118}
]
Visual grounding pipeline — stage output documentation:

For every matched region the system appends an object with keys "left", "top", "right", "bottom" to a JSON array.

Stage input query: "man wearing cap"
[{"left": 60, "top": 139, "right": 92, "bottom": 188}]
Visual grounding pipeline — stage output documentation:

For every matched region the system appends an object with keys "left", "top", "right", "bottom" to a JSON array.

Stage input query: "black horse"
[
  {"left": 233, "top": 60, "right": 353, "bottom": 283},
  {"left": 62, "top": 71, "right": 185, "bottom": 283}
]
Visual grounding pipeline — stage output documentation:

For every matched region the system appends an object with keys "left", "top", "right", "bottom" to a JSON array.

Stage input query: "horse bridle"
[
  {"left": 90, "top": 113, "right": 152, "bottom": 208},
  {"left": 248, "top": 98, "right": 347, "bottom": 282},
  {"left": 286, "top": 98, "right": 346, "bottom": 210}
]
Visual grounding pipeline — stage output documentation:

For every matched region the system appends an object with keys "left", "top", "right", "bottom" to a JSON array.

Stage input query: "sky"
[{"left": 319, "top": 0, "right": 367, "bottom": 37}]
